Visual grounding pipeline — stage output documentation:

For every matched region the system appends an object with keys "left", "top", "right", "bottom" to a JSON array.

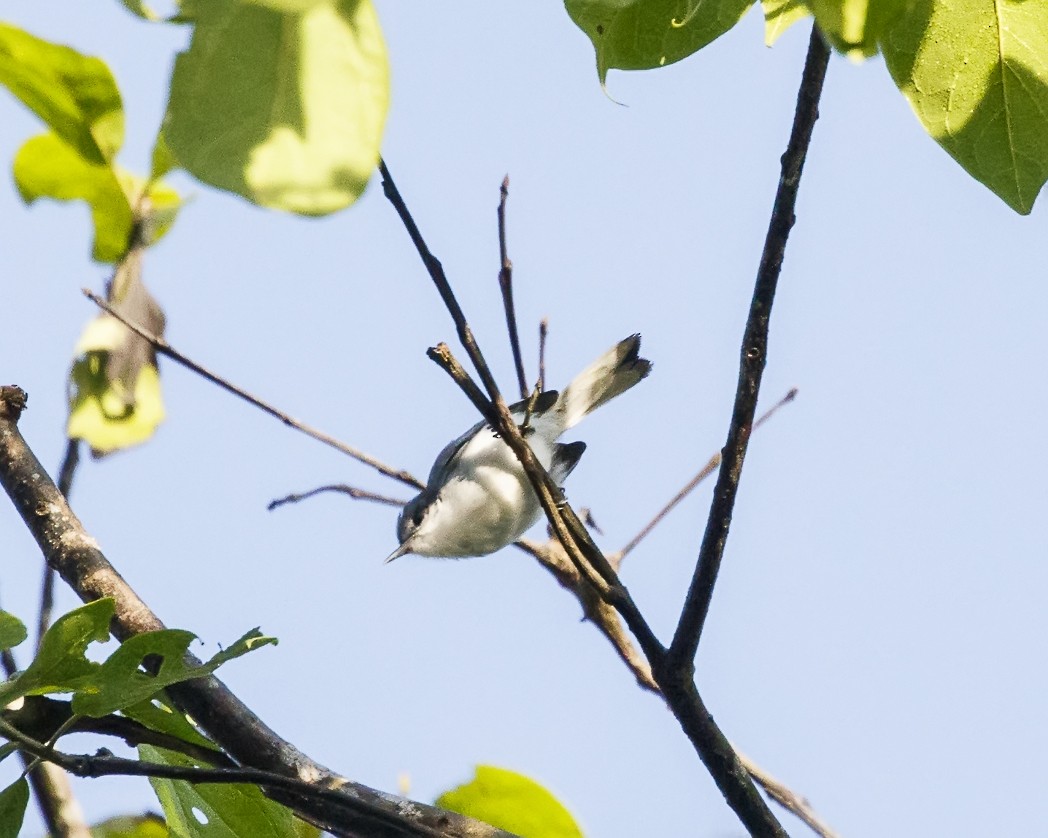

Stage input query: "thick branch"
[
  {"left": 0, "top": 386, "right": 511, "bottom": 838},
  {"left": 668, "top": 27, "right": 830, "bottom": 672}
]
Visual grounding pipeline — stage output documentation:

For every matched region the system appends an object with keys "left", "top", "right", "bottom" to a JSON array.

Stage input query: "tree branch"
[
  {"left": 497, "top": 176, "right": 529, "bottom": 400},
  {"left": 667, "top": 27, "right": 830, "bottom": 672},
  {"left": 81, "top": 290, "right": 423, "bottom": 491},
  {"left": 378, "top": 164, "right": 787, "bottom": 835},
  {"left": 269, "top": 484, "right": 407, "bottom": 511},
  {"left": 0, "top": 385, "right": 512, "bottom": 838}
]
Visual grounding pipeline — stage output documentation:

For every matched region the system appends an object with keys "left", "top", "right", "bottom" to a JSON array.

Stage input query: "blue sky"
[{"left": 2, "top": 3, "right": 1047, "bottom": 837}]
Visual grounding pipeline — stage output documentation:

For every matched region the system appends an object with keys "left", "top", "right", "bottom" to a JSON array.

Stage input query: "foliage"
[{"left": 437, "top": 765, "right": 584, "bottom": 838}]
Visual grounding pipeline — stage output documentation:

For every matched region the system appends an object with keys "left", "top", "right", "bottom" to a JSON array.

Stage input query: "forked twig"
[
  {"left": 82, "top": 289, "right": 423, "bottom": 491},
  {"left": 268, "top": 485, "right": 407, "bottom": 511}
]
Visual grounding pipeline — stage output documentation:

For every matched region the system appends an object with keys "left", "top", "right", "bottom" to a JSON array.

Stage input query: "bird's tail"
[{"left": 557, "top": 334, "right": 651, "bottom": 431}]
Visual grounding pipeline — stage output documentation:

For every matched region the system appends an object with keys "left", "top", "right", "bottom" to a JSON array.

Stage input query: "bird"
[{"left": 385, "top": 334, "right": 651, "bottom": 561}]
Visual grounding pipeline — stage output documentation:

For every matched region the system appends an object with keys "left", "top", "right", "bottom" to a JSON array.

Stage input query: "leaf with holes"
[
  {"left": 436, "top": 766, "right": 583, "bottom": 838},
  {"left": 882, "top": 0, "right": 1048, "bottom": 213},
  {"left": 141, "top": 746, "right": 319, "bottom": 838},
  {"left": 564, "top": 0, "right": 752, "bottom": 86},
  {"left": 72, "top": 628, "right": 276, "bottom": 717},
  {"left": 0, "top": 599, "right": 113, "bottom": 707}
]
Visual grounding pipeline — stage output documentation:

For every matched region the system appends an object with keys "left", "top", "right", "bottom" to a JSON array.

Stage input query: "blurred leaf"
[
  {"left": 118, "top": 0, "right": 165, "bottom": 21},
  {"left": 13, "top": 131, "right": 133, "bottom": 262},
  {"left": 68, "top": 258, "right": 166, "bottom": 457},
  {"left": 150, "top": 131, "right": 177, "bottom": 181},
  {"left": 164, "top": 0, "right": 389, "bottom": 214},
  {"left": 0, "top": 599, "right": 113, "bottom": 707},
  {"left": 564, "top": 0, "right": 752, "bottom": 85},
  {"left": 0, "top": 612, "right": 27, "bottom": 652},
  {"left": 882, "top": 0, "right": 1048, "bottom": 213},
  {"left": 436, "top": 766, "right": 583, "bottom": 838},
  {"left": 141, "top": 746, "right": 319, "bottom": 838},
  {"left": 90, "top": 813, "right": 168, "bottom": 838},
  {"left": 809, "top": 0, "right": 904, "bottom": 59},
  {"left": 72, "top": 628, "right": 276, "bottom": 717},
  {"left": 762, "top": 0, "right": 811, "bottom": 46},
  {"left": 0, "top": 23, "right": 123, "bottom": 163},
  {"left": 0, "top": 779, "right": 29, "bottom": 838}
]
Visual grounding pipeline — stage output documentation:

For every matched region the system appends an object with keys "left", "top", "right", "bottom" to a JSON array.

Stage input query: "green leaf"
[
  {"left": 0, "top": 612, "right": 27, "bottom": 652},
  {"left": 141, "top": 746, "right": 319, "bottom": 838},
  {"left": 123, "top": 695, "right": 216, "bottom": 751},
  {"left": 0, "top": 24, "right": 123, "bottom": 164},
  {"left": 13, "top": 131, "right": 134, "bottom": 263},
  {"left": 564, "top": 0, "right": 752, "bottom": 85},
  {"left": 436, "top": 766, "right": 584, "bottom": 838},
  {"left": 882, "top": 0, "right": 1048, "bottom": 214},
  {"left": 0, "top": 779, "right": 29, "bottom": 838},
  {"left": 72, "top": 628, "right": 276, "bottom": 717},
  {"left": 90, "top": 813, "right": 168, "bottom": 838},
  {"left": 809, "top": 0, "right": 904, "bottom": 59},
  {"left": 762, "top": 0, "right": 811, "bottom": 46},
  {"left": 164, "top": 0, "right": 389, "bottom": 214},
  {"left": 150, "top": 132, "right": 177, "bottom": 181},
  {"left": 0, "top": 599, "right": 113, "bottom": 707}
]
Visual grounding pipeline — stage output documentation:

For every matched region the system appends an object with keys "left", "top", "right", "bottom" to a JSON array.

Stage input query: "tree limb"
[{"left": 0, "top": 385, "right": 513, "bottom": 838}]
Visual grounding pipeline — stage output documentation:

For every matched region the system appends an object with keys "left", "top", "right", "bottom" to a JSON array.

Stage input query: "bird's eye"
[{"left": 411, "top": 506, "right": 425, "bottom": 526}]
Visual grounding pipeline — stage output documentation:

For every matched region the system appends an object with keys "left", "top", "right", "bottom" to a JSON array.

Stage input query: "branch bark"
[{"left": 0, "top": 385, "right": 512, "bottom": 838}]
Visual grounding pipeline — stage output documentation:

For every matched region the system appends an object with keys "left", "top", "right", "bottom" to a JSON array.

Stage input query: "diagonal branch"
[
  {"left": 82, "top": 289, "right": 423, "bottom": 491},
  {"left": 497, "top": 176, "right": 529, "bottom": 400},
  {"left": 378, "top": 164, "right": 787, "bottom": 836},
  {"left": 668, "top": 27, "right": 830, "bottom": 672},
  {"left": 0, "top": 386, "right": 511, "bottom": 838}
]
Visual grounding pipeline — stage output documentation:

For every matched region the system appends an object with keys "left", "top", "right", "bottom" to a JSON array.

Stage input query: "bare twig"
[
  {"left": 497, "top": 176, "right": 528, "bottom": 400},
  {"left": 81, "top": 289, "right": 423, "bottom": 492},
  {"left": 426, "top": 344, "right": 499, "bottom": 427},
  {"left": 668, "top": 28, "right": 829, "bottom": 672},
  {"left": 268, "top": 484, "right": 406, "bottom": 511},
  {"left": 0, "top": 385, "right": 511, "bottom": 838},
  {"left": 738, "top": 752, "right": 841, "bottom": 838},
  {"left": 378, "top": 162, "right": 786, "bottom": 836},
  {"left": 538, "top": 318, "right": 548, "bottom": 393},
  {"left": 613, "top": 388, "right": 797, "bottom": 564}
]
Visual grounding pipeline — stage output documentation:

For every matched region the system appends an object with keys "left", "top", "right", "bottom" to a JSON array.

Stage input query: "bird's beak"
[{"left": 384, "top": 542, "right": 412, "bottom": 564}]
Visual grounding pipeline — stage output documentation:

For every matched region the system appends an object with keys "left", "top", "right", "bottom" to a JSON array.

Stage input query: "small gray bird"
[{"left": 386, "top": 335, "right": 651, "bottom": 561}]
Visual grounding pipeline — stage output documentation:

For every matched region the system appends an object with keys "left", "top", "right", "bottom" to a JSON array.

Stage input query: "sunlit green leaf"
[
  {"left": 13, "top": 131, "right": 133, "bottom": 263},
  {"left": 124, "top": 695, "right": 216, "bottom": 751},
  {"left": 0, "top": 23, "right": 123, "bottom": 163},
  {"left": 882, "top": 0, "right": 1048, "bottom": 213},
  {"left": 149, "top": 131, "right": 177, "bottom": 181},
  {"left": 564, "top": 0, "right": 752, "bottom": 85},
  {"left": 762, "top": 0, "right": 811, "bottom": 46},
  {"left": 141, "top": 746, "right": 319, "bottom": 838},
  {"left": 90, "top": 813, "right": 168, "bottom": 838},
  {"left": 164, "top": 0, "right": 389, "bottom": 214},
  {"left": 0, "top": 779, "right": 29, "bottom": 838},
  {"left": 436, "top": 766, "right": 583, "bottom": 838},
  {"left": 809, "top": 0, "right": 904, "bottom": 59},
  {"left": 0, "top": 612, "right": 27, "bottom": 652},
  {"left": 0, "top": 599, "right": 113, "bottom": 707},
  {"left": 73, "top": 628, "right": 276, "bottom": 717}
]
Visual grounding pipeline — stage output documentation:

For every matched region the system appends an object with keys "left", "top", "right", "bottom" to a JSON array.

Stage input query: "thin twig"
[
  {"left": 378, "top": 161, "right": 786, "bottom": 836},
  {"left": 497, "top": 176, "right": 528, "bottom": 400},
  {"left": 614, "top": 388, "right": 797, "bottom": 563},
  {"left": 668, "top": 28, "right": 830, "bottom": 672},
  {"left": 81, "top": 289, "right": 423, "bottom": 491},
  {"left": 426, "top": 344, "right": 499, "bottom": 427},
  {"left": 0, "top": 718, "right": 449, "bottom": 838},
  {"left": 738, "top": 752, "right": 841, "bottom": 838},
  {"left": 0, "top": 386, "right": 511, "bottom": 838},
  {"left": 538, "top": 318, "right": 548, "bottom": 393},
  {"left": 268, "top": 484, "right": 406, "bottom": 511}
]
